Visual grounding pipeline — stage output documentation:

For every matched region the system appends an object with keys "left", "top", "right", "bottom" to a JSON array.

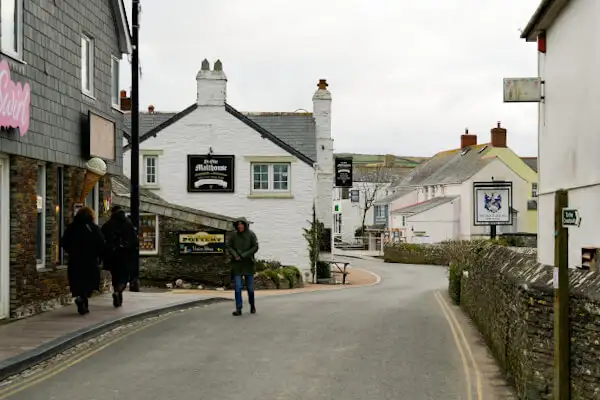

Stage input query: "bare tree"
[{"left": 355, "top": 165, "right": 394, "bottom": 235}]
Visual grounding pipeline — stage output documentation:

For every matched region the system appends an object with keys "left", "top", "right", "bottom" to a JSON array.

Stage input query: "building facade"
[
  {"left": 0, "top": 0, "right": 130, "bottom": 320},
  {"left": 521, "top": 0, "right": 598, "bottom": 267},
  {"left": 123, "top": 60, "right": 333, "bottom": 276}
]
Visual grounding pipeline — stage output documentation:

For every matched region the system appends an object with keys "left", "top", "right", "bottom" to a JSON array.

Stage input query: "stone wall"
[
  {"left": 9, "top": 156, "right": 111, "bottom": 319},
  {"left": 140, "top": 216, "right": 231, "bottom": 287},
  {"left": 457, "top": 244, "right": 600, "bottom": 399}
]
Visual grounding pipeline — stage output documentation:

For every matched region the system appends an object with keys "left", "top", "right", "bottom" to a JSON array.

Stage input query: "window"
[
  {"left": 334, "top": 213, "right": 342, "bottom": 234},
  {"left": 143, "top": 155, "right": 158, "bottom": 185},
  {"left": 56, "top": 167, "right": 65, "bottom": 265},
  {"left": 1, "top": 0, "right": 23, "bottom": 57},
  {"left": 341, "top": 187, "right": 350, "bottom": 200},
  {"left": 251, "top": 163, "right": 290, "bottom": 192},
  {"left": 111, "top": 56, "right": 120, "bottom": 107},
  {"left": 84, "top": 182, "right": 99, "bottom": 224},
  {"left": 431, "top": 186, "right": 437, "bottom": 198},
  {"left": 532, "top": 183, "right": 538, "bottom": 198},
  {"left": 139, "top": 214, "right": 159, "bottom": 255},
  {"left": 402, "top": 216, "right": 407, "bottom": 227},
  {"left": 81, "top": 35, "right": 94, "bottom": 95},
  {"left": 36, "top": 165, "right": 46, "bottom": 268}
]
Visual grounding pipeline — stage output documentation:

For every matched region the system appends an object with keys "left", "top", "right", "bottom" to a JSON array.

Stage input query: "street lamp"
[{"left": 130, "top": 0, "right": 141, "bottom": 287}]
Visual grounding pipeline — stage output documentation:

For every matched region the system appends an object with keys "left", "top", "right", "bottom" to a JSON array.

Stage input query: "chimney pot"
[
  {"left": 120, "top": 89, "right": 127, "bottom": 99},
  {"left": 491, "top": 123, "right": 507, "bottom": 148},
  {"left": 317, "top": 79, "right": 328, "bottom": 90},
  {"left": 148, "top": 105, "right": 155, "bottom": 113}
]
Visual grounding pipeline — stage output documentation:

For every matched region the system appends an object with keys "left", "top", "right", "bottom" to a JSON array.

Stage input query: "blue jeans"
[{"left": 233, "top": 275, "right": 255, "bottom": 310}]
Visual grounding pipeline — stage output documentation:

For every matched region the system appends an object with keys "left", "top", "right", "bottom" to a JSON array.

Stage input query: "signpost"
[{"left": 554, "top": 190, "right": 571, "bottom": 400}]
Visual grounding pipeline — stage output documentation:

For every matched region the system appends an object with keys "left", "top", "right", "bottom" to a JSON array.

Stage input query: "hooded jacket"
[{"left": 227, "top": 217, "right": 259, "bottom": 275}]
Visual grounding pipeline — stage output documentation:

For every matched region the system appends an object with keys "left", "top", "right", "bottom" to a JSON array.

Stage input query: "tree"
[
  {"left": 354, "top": 164, "right": 394, "bottom": 235},
  {"left": 303, "top": 203, "right": 324, "bottom": 282}
]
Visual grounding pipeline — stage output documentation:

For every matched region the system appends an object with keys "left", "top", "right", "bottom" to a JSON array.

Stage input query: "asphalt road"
[{"left": 4, "top": 258, "right": 494, "bottom": 400}]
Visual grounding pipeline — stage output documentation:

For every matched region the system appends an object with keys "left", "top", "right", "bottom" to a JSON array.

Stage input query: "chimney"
[
  {"left": 120, "top": 89, "right": 131, "bottom": 112},
  {"left": 491, "top": 121, "right": 507, "bottom": 148},
  {"left": 148, "top": 105, "right": 155, "bottom": 114},
  {"left": 460, "top": 128, "right": 477, "bottom": 148},
  {"left": 312, "top": 79, "right": 333, "bottom": 230},
  {"left": 196, "top": 59, "right": 227, "bottom": 106}
]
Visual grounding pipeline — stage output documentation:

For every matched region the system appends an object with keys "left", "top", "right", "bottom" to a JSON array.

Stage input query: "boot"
[
  {"left": 75, "top": 297, "right": 85, "bottom": 315},
  {"left": 112, "top": 293, "right": 120, "bottom": 308},
  {"left": 232, "top": 309, "right": 242, "bottom": 316},
  {"left": 250, "top": 305, "right": 256, "bottom": 314}
]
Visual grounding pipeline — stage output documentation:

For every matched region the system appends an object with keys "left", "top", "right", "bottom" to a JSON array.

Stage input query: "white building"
[
  {"left": 123, "top": 60, "right": 334, "bottom": 274},
  {"left": 521, "top": 0, "right": 599, "bottom": 267},
  {"left": 375, "top": 127, "right": 534, "bottom": 244}
]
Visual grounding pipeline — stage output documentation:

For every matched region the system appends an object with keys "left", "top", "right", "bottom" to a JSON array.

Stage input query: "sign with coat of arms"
[{"left": 473, "top": 181, "right": 513, "bottom": 226}]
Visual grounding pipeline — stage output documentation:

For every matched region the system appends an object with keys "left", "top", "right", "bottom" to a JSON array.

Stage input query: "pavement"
[{"left": 0, "top": 257, "right": 516, "bottom": 400}]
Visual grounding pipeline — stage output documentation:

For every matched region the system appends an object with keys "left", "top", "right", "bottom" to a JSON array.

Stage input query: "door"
[{"left": 0, "top": 155, "right": 9, "bottom": 320}]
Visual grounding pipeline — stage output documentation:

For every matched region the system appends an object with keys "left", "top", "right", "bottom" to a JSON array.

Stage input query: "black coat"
[
  {"left": 101, "top": 211, "right": 138, "bottom": 283},
  {"left": 61, "top": 213, "right": 105, "bottom": 297}
]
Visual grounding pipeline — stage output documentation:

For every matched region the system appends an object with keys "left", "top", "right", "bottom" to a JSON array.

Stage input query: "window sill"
[
  {"left": 0, "top": 51, "right": 26, "bottom": 65},
  {"left": 112, "top": 105, "right": 125, "bottom": 114},
  {"left": 37, "top": 265, "right": 68, "bottom": 273},
  {"left": 247, "top": 193, "right": 294, "bottom": 199},
  {"left": 141, "top": 184, "right": 160, "bottom": 190},
  {"left": 140, "top": 250, "right": 158, "bottom": 256},
  {"left": 82, "top": 92, "right": 96, "bottom": 101}
]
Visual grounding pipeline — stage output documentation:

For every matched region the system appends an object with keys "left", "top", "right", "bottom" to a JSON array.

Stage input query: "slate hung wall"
[{"left": 0, "top": 0, "right": 127, "bottom": 319}]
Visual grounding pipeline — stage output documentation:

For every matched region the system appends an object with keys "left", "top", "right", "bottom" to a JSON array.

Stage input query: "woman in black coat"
[{"left": 61, "top": 206, "right": 105, "bottom": 315}]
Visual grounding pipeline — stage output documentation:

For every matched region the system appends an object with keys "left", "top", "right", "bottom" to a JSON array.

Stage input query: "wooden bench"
[{"left": 324, "top": 261, "right": 351, "bottom": 284}]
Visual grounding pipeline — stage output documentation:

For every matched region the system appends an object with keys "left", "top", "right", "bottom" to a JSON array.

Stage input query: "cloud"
[{"left": 120, "top": 0, "right": 542, "bottom": 156}]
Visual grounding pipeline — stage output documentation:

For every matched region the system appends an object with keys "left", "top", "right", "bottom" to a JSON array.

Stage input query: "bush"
[
  {"left": 282, "top": 266, "right": 302, "bottom": 287},
  {"left": 355, "top": 226, "right": 365, "bottom": 238},
  {"left": 262, "top": 269, "right": 281, "bottom": 288},
  {"left": 448, "top": 262, "right": 462, "bottom": 305},
  {"left": 316, "top": 261, "right": 331, "bottom": 279},
  {"left": 383, "top": 243, "right": 450, "bottom": 265},
  {"left": 255, "top": 259, "right": 282, "bottom": 272}
]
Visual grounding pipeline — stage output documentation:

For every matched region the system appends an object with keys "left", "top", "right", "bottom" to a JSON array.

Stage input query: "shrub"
[
  {"left": 282, "top": 266, "right": 302, "bottom": 287},
  {"left": 262, "top": 269, "right": 281, "bottom": 288},
  {"left": 316, "top": 261, "right": 331, "bottom": 279},
  {"left": 355, "top": 226, "right": 365, "bottom": 238},
  {"left": 255, "top": 259, "right": 282, "bottom": 272}
]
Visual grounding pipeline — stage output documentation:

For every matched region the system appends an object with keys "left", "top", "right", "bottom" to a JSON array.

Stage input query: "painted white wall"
[
  {"left": 404, "top": 199, "right": 460, "bottom": 244},
  {"left": 123, "top": 108, "right": 315, "bottom": 272},
  {"left": 463, "top": 158, "right": 530, "bottom": 239},
  {"left": 535, "top": 0, "right": 600, "bottom": 266},
  {"left": 313, "top": 85, "right": 334, "bottom": 231}
]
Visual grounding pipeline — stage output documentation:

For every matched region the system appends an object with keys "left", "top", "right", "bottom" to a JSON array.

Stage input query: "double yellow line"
[
  {"left": 0, "top": 317, "right": 166, "bottom": 399},
  {"left": 434, "top": 291, "right": 483, "bottom": 400}
]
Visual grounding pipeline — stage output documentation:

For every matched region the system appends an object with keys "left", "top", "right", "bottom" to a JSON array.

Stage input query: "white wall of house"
[
  {"left": 462, "top": 158, "right": 530, "bottom": 239},
  {"left": 534, "top": 0, "right": 600, "bottom": 266},
  {"left": 403, "top": 199, "right": 460, "bottom": 244},
  {"left": 123, "top": 62, "right": 320, "bottom": 274}
]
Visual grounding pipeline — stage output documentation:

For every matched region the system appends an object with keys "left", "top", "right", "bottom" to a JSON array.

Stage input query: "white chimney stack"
[{"left": 196, "top": 59, "right": 227, "bottom": 106}]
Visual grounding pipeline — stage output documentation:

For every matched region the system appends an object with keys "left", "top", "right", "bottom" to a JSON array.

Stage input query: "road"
[{"left": 1, "top": 257, "right": 513, "bottom": 400}]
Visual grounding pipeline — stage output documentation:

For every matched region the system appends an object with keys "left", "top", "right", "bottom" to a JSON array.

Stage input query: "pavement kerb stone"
[{"left": 0, "top": 297, "right": 231, "bottom": 382}]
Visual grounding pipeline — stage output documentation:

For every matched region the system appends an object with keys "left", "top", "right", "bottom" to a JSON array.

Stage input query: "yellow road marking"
[
  {"left": 435, "top": 291, "right": 483, "bottom": 400},
  {"left": 0, "top": 317, "right": 167, "bottom": 399},
  {"left": 434, "top": 291, "right": 472, "bottom": 400}
]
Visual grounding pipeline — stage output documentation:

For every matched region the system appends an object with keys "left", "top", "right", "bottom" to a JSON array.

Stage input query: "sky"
[{"left": 120, "top": 0, "right": 542, "bottom": 157}]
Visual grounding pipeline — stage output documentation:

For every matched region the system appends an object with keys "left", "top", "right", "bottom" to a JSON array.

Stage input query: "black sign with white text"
[
  {"left": 187, "top": 155, "right": 235, "bottom": 193},
  {"left": 334, "top": 157, "right": 353, "bottom": 188}
]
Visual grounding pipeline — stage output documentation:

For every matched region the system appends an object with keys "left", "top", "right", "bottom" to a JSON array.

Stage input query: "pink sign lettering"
[{"left": 0, "top": 60, "right": 30, "bottom": 136}]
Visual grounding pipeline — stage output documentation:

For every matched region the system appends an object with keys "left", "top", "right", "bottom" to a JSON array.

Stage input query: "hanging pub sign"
[
  {"left": 179, "top": 231, "right": 226, "bottom": 254},
  {"left": 187, "top": 155, "right": 235, "bottom": 193},
  {"left": 334, "top": 157, "right": 353, "bottom": 188}
]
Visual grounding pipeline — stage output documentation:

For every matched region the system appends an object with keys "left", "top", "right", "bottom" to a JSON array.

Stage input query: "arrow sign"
[{"left": 562, "top": 208, "right": 581, "bottom": 227}]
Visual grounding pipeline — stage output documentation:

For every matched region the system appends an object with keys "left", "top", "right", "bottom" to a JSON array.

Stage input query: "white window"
[
  {"left": 81, "top": 34, "right": 94, "bottom": 95},
  {"left": 532, "top": 183, "right": 538, "bottom": 198},
  {"left": 1, "top": 0, "right": 23, "bottom": 58},
  {"left": 111, "top": 56, "right": 120, "bottom": 107},
  {"left": 143, "top": 155, "right": 158, "bottom": 185},
  {"left": 36, "top": 164, "right": 46, "bottom": 269},
  {"left": 251, "top": 163, "right": 290, "bottom": 192}
]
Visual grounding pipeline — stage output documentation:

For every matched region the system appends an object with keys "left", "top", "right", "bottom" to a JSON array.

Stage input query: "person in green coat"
[{"left": 227, "top": 217, "right": 259, "bottom": 316}]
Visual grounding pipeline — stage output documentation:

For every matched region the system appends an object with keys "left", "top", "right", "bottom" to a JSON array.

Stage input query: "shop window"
[
  {"left": 36, "top": 164, "right": 46, "bottom": 269},
  {"left": 84, "top": 182, "right": 99, "bottom": 224},
  {"left": 139, "top": 214, "right": 159, "bottom": 255}
]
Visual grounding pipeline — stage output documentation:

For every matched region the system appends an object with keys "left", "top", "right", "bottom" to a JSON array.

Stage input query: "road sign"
[{"left": 562, "top": 208, "right": 580, "bottom": 227}]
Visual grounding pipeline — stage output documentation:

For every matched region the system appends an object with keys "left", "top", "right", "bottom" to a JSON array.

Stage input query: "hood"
[
  {"left": 233, "top": 217, "right": 249, "bottom": 232},
  {"left": 74, "top": 211, "right": 94, "bottom": 225},
  {"left": 111, "top": 209, "right": 128, "bottom": 222}
]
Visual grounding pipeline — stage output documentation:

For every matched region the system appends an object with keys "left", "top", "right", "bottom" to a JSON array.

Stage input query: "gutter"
[{"left": 521, "top": 0, "right": 570, "bottom": 41}]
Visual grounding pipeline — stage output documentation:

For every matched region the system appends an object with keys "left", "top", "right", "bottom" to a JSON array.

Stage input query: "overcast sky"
[{"left": 120, "top": 0, "right": 541, "bottom": 157}]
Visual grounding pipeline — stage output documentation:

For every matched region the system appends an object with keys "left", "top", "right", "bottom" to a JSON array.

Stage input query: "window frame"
[
  {"left": 81, "top": 34, "right": 95, "bottom": 96},
  {"left": 128, "top": 213, "right": 159, "bottom": 256},
  {"left": 251, "top": 162, "right": 291, "bottom": 193},
  {"left": 143, "top": 155, "right": 158, "bottom": 186},
  {"left": 36, "top": 164, "right": 47, "bottom": 269},
  {"left": 56, "top": 166, "right": 65, "bottom": 265},
  {"left": 0, "top": 0, "right": 24, "bottom": 60},
  {"left": 110, "top": 55, "right": 120, "bottom": 108}
]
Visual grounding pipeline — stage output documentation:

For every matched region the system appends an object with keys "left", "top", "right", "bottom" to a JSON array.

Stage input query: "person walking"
[
  {"left": 101, "top": 205, "right": 139, "bottom": 307},
  {"left": 61, "top": 207, "right": 105, "bottom": 315},
  {"left": 226, "top": 218, "right": 259, "bottom": 316}
]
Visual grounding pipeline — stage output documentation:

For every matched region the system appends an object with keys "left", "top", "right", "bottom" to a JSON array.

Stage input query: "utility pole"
[
  {"left": 554, "top": 189, "right": 570, "bottom": 399},
  {"left": 130, "top": 0, "right": 141, "bottom": 280}
]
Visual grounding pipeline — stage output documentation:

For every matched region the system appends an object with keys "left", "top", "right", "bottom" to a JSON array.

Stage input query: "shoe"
[
  {"left": 250, "top": 305, "right": 256, "bottom": 314},
  {"left": 83, "top": 297, "right": 90, "bottom": 314},
  {"left": 118, "top": 291, "right": 123, "bottom": 306},
  {"left": 129, "top": 279, "right": 140, "bottom": 292},
  {"left": 232, "top": 309, "right": 242, "bottom": 316},
  {"left": 112, "top": 293, "right": 120, "bottom": 308},
  {"left": 75, "top": 297, "right": 86, "bottom": 315}
]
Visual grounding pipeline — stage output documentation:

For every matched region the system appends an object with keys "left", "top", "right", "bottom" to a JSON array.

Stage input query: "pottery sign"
[{"left": 0, "top": 60, "right": 31, "bottom": 136}]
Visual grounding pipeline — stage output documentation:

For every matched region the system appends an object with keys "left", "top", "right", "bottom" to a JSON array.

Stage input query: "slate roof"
[
  {"left": 391, "top": 196, "right": 459, "bottom": 216},
  {"left": 111, "top": 175, "right": 238, "bottom": 231},
  {"left": 374, "top": 188, "right": 415, "bottom": 205},
  {"left": 521, "top": 157, "right": 538, "bottom": 172},
  {"left": 399, "top": 144, "right": 495, "bottom": 187},
  {"left": 123, "top": 105, "right": 316, "bottom": 165}
]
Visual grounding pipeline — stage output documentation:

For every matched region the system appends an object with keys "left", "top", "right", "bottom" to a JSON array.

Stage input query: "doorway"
[{"left": 0, "top": 155, "right": 9, "bottom": 320}]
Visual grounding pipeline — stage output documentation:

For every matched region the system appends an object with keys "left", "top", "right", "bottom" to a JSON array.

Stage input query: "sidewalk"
[{"left": 0, "top": 291, "right": 230, "bottom": 381}]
